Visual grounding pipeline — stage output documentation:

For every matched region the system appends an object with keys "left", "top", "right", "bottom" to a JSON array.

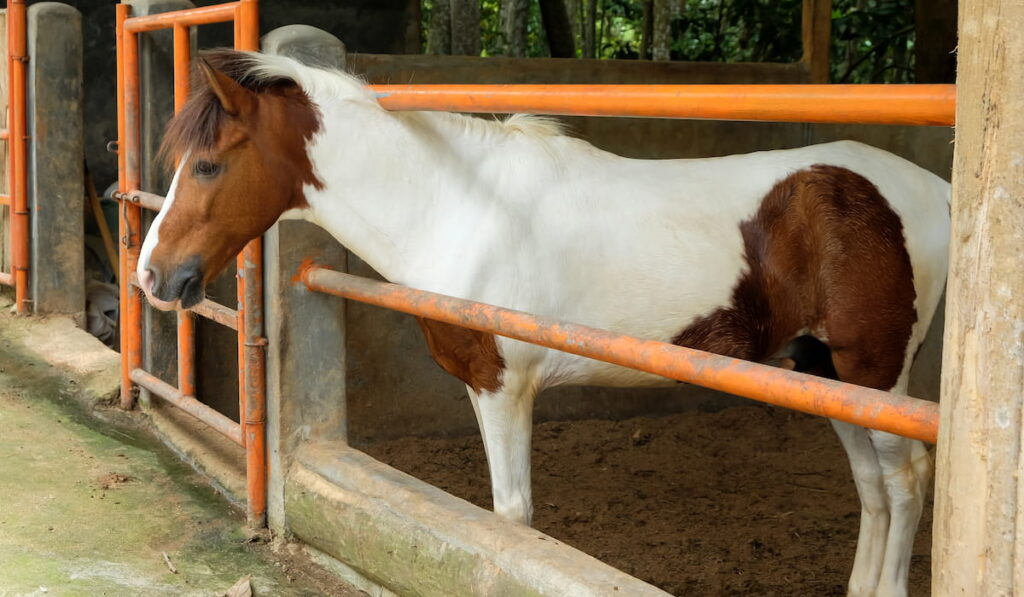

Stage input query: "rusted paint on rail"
[
  {"left": 370, "top": 83, "right": 956, "bottom": 126},
  {"left": 303, "top": 266, "right": 939, "bottom": 443},
  {"left": 131, "top": 368, "right": 244, "bottom": 445}
]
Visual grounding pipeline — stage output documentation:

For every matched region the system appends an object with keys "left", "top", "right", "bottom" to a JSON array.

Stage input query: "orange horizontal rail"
[
  {"left": 303, "top": 267, "right": 939, "bottom": 443},
  {"left": 0, "top": 128, "right": 7, "bottom": 140},
  {"left": 127, "top": 272, "right": 238, "bottom": 330},
  {"left": 371, "top": 84, "right": 956, "bottom": 126},
  {"left": 116, "top": 189, "right": 164, "bottom": 212},
  {"left": 124, "top": 3, "right": 238, "bottom": 32},
  {"left": 130, "top": 368, "right": 244, "bottom": 445},
  {"left": 0, "top": 271, "right": 12, "bottom": 286},
  {"left": 0, "top": 193, "right": 9, "bottom": 206}
]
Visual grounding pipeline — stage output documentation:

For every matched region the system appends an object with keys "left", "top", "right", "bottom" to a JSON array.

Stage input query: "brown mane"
[{"left": 158, "top": 49, "right": 302, "bottom": 171}]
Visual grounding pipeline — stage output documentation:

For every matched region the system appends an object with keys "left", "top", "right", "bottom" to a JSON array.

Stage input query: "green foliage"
[
  {"left": 673, "top": 0, "right": 803, "bottom": 63},
  {"left": 831, "top": 0, "right": 916, "bottom": 83},
  {"left": 423, "top": 0, "right": 917, "bottom": 82}
]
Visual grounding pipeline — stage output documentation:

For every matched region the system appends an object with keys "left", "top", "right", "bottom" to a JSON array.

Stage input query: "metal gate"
[{"left": 115, "top": 0, "right": 266, "bottom": 527}]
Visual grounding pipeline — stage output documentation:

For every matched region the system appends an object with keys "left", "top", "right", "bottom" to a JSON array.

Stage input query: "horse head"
[{"left": 137, "top": 50, "right": 322, "bottom": 309}]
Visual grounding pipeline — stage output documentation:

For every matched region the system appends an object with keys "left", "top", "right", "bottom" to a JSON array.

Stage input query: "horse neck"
[{"left": 299, "top": 100, "right": 532, "bottom": 286}]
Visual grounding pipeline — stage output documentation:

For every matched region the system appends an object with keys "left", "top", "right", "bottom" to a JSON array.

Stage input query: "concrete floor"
[{"left": 0, "top": 310, "right": 363, "bottom": 596}]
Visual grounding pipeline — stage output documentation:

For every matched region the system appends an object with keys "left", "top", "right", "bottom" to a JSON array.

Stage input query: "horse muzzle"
[{"left": 139, "top": 256, "right": 205, "bottom": 310}]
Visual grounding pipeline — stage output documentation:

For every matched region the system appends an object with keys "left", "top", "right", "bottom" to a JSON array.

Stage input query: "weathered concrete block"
[
  {"left": 287, "top": 442, "right": 671, "bottom": 597},
  {"left": 27, "top": 2, "right": 85, "bottom": 319},
  {"left": 261, "top": 24, "right": 347, "bottom": 67}
]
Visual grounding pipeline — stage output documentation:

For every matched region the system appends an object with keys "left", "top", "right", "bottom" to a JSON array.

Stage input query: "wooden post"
[
  {"left": 932, "top": 0, "right": 1024, "bottom": 593},
  {"left": 800, "top": 0, "right": 831, "bottom": 83}
]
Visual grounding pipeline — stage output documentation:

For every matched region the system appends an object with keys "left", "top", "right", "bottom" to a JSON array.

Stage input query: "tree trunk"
[
  {"left": 426, "top": 0, "right": 452, "bottom": 55},
  {"left": 584, "top": 0, "right": 596, "bottom": 58},
  {"left": 651, "top": 0, "right": 674, "bottom": 61},
  {"left": 640, "top": 0, "right": 654, "bottom": 59},
  {"left": 539, "top": 0, "right": 576, "bottom": 57},
  {"left": 914, "top": 0, "right": 957, "bottom": 82},
  {"left": 933, "top": 0, "right": 1024, "bottom": 594},
  {"left": 566, "top": 0, "right": 583, "bottom": 54},
  {"left": 501, "top": 0, "right": 529, "bottom": 57},
  {"left": 450, "top": 0, "right": 481, "bottom": 55}
]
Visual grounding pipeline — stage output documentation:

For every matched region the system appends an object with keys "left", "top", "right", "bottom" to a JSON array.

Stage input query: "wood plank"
[{"left": 932, "top": 0, "right": 1024, "bottom": 593}]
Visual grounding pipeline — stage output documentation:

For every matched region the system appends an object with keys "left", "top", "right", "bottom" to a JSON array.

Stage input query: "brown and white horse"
[{"left": 138, "top": 51, "right": 949, "bottom": 596}]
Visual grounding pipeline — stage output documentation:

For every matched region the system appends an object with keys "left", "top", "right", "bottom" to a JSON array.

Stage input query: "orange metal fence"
[
  {"left": 0, "top": 0, "right": 29, "bottom": 314},
  {"left": 115, "top": 0, "right": 265, "bottom": 527},
  {"left": 112, "top": 4, "right": 953, "bottom": 530},
  {"left": 311, "top": 80, "right": 954, "bottom": 443},
  {"left": 304, "top": 268, "right": 939, "bottom": 443}
]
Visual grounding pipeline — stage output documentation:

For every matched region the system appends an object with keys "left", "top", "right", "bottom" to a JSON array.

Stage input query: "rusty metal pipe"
[
  {"left": 128, "top": 272, "right": 239, "bottom": 330},
  {"left": 117, "top": 4, "right": 145, "bottom": 409},
  {"left": 370, "top": 83, "right": 957, "bottom": 126},
  {"left": 303, "top": 267, "right": 940, "bottom": 443},
  {"left": 237, "top": 0, "right": 267, "bottom": 529},
  {"left": 9, "top": 0, "right": 29, "bottom": 313},
  {"left": 124, "top": 3, "right": 238, "bottom": 33},
  {"left": 130, "top": 368, "right": 243, "bottom": 445}
]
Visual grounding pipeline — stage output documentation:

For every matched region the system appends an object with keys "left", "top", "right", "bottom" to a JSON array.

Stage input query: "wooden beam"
[
  {"left": 800, "top": 0, "right": 832, "bottom": 83},
  {"left": 933, "top": 0, "right": 1024, "bottom": 593}
]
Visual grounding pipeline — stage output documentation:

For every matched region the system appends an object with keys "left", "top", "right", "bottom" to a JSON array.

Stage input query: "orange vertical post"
[
  {"left": 118, "top": 5, "right": 144, "bottom": 409},
  {"left": 173, "top": 23, "right": 196, "bottom": 398},
  {"left": 236, "top": 0, "right": 266, "bottom": 528},
  {"left": 8, "top": 0, "right": 28, "bottom": 314}
]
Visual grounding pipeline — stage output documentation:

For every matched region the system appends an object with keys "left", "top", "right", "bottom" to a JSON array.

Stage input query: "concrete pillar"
[
  {"left": 932, "top": 0, "right": 1024, "bottom": 592},
  {"left": 26, "top": 3, "right": 84, "bottom": 319},
  {"left": 127, "top": 0, "right": 194, "bottom": 404},
  {"left": 261, "top": 25, "right": 348, "bottom": 534}
]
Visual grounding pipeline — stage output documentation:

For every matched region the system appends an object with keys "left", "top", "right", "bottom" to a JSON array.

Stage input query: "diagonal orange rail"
[{"left": 302, "top": 267, "right": 939, "bottom": 444}]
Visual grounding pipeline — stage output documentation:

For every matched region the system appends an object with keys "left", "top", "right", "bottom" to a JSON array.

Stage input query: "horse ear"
[{"left": 198, "top": 58, "right": 251, "bottom": 117}]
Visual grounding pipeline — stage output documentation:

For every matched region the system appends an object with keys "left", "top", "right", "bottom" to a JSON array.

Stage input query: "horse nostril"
[{"left": 139, "top": 268, "right": 158, "bottom": 295}]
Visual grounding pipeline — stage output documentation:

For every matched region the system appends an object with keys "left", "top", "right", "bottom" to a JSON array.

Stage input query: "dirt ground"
[{"left": 364, "top": 404, "right": 933, "bottom": 596}]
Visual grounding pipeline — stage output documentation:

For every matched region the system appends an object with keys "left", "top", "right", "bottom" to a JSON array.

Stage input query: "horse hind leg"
[
  {"left": 829, "top": 344, "right": 929, "bottom": 597},
  {"left": 783, "top": 336, "right": 889, "bottom": 596},
  {"left": 867, "top": 370, "right": 931, "bottom": 597}
]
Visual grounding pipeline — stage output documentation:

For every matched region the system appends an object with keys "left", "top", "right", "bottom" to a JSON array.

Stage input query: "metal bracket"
[{"left": 120, "top": 200, "right": 135, "bottom": 248}]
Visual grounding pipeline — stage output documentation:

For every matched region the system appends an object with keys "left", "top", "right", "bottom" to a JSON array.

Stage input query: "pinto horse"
[{"left": 138, "top": 50, "right": 949, "bottom": 596}]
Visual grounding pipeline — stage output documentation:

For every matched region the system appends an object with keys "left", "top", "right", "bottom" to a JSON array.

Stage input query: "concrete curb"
[
  {"left": 0, "top": 313, "right": 119, "bottom": 406},
  {"left": 287, "top": 441, "right": 671, "bottom": 597}
]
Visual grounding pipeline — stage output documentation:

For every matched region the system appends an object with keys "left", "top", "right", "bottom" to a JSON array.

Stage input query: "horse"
[{"left": 137, "top": 50, "right": 950, "bottom": 597}]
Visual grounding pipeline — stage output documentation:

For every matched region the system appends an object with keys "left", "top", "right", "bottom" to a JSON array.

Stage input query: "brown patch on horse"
[
  {"left": 672, "top": 165, "right": 917, "bottom": 390},
  {"left": 416, "top": 318, "right": 505, "bottom": 393},
  {"left": 147, "top": 50, "right": 324, "bottom": 295}
]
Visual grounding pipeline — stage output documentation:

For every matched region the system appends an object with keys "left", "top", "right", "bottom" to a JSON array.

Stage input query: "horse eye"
[{"left": 193, "top": 160, "right": 220, "bottom": 177}]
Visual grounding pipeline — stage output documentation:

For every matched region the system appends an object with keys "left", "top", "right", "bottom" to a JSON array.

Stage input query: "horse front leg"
[{"left": 466, "top": 378, "right": 537, "bottom": 525}]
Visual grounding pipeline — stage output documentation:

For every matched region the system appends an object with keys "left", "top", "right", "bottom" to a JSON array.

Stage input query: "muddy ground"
[{"left": 364, "top": 404, "right": 933, "bottom": 596}]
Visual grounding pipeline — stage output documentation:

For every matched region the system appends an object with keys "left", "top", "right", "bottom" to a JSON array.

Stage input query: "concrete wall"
[{"left": 26, "top": 3, "right": 86, "bottom": 319}]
